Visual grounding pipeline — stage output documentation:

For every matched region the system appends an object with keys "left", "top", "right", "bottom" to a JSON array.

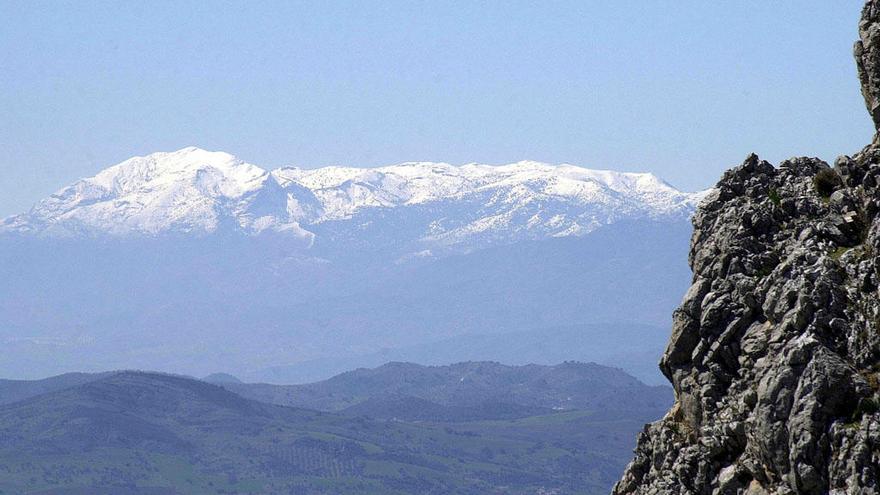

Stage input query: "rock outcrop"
[
  {"left": 858, "top": 1, "right": 880, "bottom": 135},
  {"left": 613, "top": 2, "right": 880, "bottom": 494}
]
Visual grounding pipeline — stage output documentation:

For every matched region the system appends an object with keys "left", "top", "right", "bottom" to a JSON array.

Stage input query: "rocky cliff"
[{"left": 613, "top": 3, "right": 880, "bottom": 494}]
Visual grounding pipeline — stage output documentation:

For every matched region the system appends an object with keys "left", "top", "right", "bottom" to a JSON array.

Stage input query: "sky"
[{"left": 0, "top": 0, "right": 871, "bottom": 217}]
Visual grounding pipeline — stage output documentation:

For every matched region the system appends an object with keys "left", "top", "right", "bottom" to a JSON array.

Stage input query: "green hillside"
[{"left": 0, "top": 370, "right": 662, "bottom": 494}]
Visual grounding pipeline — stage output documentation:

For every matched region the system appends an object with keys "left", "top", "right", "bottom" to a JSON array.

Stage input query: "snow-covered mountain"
[
  {"left": 2, "top": 147, "right": 704, "bottom": 255},
  {"left": 0, "top": 147, "right": 703, "bottom": 383}
]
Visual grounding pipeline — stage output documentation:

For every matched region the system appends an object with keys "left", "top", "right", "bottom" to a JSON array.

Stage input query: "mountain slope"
[
  {"left": 0, "top": 372, "right": 112, "bottom": 405},
  {"left": 337, "top": 394, "right": 555, "bottom": 422},
  {"left": 0, "top": 370, "right": 657, "bottom": 494}
]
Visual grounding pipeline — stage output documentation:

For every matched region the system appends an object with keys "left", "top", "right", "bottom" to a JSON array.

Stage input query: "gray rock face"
[
  {"left": 857, "top": 1, "right": 880, "bottom": 135},
  {"left": 613, "top": 3, "right": 880, "bottom": 493}
]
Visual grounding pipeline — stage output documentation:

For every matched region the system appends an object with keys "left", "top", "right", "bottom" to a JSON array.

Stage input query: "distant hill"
[
  {"left": 202, "top": 372, "right": 243, "bottom": 384},
  {"left": 0, "top": 221, "right": 690, "bottom": 386},
  {"left": 0, "top": 370, "right": 661, "bottom": 494},
  {"left": 247, "top": 323, "right": 674, "bottom": 385},
  {"left": 222, "top": 361, "right": 672, "bottom": 419},
  {"left": 0, "top": 371, "right": 113, "bottom": 405}
]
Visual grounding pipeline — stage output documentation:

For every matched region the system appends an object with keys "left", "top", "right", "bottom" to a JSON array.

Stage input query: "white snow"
[{"left": 2, "top": 147, "right": 706, "bottom": 250}]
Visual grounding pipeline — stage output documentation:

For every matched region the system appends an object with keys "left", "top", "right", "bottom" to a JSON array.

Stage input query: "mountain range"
[
  {"left": 0, "top": 362, "right": 670, "bottom": 494},
  {"left": 211, "top": 361, "right": 672, "bottom": 419},
  {"left": 0, "top": 148, "right": 703, "bottom": 383},
  {"left": 2, "top": 147, "right": 701, "bottom": 257}
]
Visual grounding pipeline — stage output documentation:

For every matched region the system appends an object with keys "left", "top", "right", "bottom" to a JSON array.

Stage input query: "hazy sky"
[{"left": 0, "top": 1, "right": 871, "bottom": 216}]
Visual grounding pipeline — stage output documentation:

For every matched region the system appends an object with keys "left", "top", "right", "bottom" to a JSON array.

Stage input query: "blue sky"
[{"left": 0, "top": 0, "right": 870, "bottom": 216}]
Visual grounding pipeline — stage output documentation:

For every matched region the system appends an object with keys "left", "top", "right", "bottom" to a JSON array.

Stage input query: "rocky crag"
[{"left": 613, "top": 3, "right": 880, "bottom": 494}]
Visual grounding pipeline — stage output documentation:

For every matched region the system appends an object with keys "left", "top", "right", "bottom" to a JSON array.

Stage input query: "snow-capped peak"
[
  {"left": 3, "top": 147, "right": 284, "bottom": 237},
  {"left": 90, "top": 147, "right": 267, "bottom": 198},
  {"left": 2, "top": 147, "right": 705, "bottom": 253}
]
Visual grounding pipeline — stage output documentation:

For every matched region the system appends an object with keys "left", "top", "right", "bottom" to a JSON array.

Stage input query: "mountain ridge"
[
  {"left": 1, "top": 147, "right": 705, "bottom": 255},
  {"left": 215, "top": 360, "right": 672, "bottom": 416}
]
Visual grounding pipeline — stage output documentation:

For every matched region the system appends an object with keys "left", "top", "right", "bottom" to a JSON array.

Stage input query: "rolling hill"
[{"left": 0, "top": 368, "right": 669, "bottom": 494}]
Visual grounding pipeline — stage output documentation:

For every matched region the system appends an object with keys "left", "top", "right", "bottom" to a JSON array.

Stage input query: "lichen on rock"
[{"left": 613, "top": 2, "right": 880, "bottom": 494}]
